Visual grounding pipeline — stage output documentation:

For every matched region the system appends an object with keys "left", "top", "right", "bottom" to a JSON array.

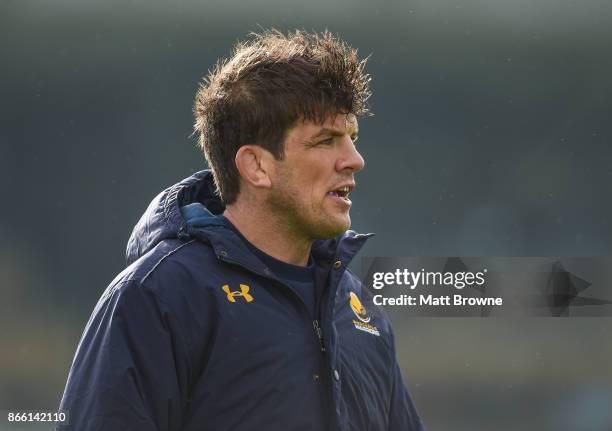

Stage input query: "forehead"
[{"left": 288, "top": 113, "right": 359, "bottom": 140}]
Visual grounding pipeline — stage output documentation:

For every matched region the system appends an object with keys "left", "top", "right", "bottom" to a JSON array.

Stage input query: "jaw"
[
  {"left": 315, "top": 200, "right": 352, "bottom": 238},
  {"left": 267, "top": 186, "right": 353, "bottom": 240}
]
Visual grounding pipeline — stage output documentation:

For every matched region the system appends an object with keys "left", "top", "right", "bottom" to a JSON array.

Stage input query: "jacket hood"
[
  {"left": 126, "top": 170, "right": 372, "bottom": 267},
  {"left": 126, "top": 170, "right": 221, "bottom": 265}
]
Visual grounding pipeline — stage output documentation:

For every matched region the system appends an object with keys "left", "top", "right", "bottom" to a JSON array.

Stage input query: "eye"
[{"left": 319, "top": 137, "right": 334, "bottom": 145}]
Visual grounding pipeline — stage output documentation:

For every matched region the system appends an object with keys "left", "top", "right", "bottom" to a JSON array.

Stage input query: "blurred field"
[{"left": 2, "top": 0, "right": 612, "bottom": 430}]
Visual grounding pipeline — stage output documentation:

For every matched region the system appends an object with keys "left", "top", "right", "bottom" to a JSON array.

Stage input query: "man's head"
[{"left": 193, "top": 29, "right": 371, "bottom": 239}]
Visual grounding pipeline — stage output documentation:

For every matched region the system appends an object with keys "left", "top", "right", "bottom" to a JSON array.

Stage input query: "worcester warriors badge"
[{"left": 349, "top": 292, "right": 380, "bottom": 336}]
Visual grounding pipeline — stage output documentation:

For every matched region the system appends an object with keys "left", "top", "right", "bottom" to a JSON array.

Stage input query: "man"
[{"left": 59, "top": 30, "right": 425, "bottom": 430}]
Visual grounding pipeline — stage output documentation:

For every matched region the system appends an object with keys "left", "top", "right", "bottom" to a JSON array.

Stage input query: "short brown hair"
[{"left": 193, "top": 29, "right": 372, "bottom": 204}]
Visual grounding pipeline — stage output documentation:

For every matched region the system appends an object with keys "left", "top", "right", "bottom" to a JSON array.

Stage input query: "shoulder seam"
[{"left": 141, "top": 239, "right": 198, "bottom": 283}]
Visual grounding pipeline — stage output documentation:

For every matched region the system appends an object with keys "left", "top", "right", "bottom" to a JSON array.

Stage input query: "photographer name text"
[{"left": 373, "top": 294, "right": 503, "bottom": 307}]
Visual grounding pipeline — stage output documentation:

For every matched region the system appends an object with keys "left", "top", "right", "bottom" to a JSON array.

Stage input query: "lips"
[
  {"left": 327, "top": 185, "right": 351, "bottom": 199},
  {"left": 326, "top": 183, "right": 355, "bottom": 205}
]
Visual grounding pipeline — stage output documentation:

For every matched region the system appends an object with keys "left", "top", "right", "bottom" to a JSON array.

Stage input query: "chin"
[{"left": 312, "top": 215, "right": 351, "bottom": 239}]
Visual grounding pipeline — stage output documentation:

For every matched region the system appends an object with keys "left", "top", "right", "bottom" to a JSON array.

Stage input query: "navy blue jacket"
[{"left": 59, "top": 170, "right": 424, "bottom": 431}]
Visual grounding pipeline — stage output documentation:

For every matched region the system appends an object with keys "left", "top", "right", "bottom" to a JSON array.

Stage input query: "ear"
[{"left": 234, "top": 145, "right": 273, "bottom": 189}]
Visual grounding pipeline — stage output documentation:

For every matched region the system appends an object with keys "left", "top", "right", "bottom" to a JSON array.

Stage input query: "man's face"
[{"left": 266, "top": 113, "right": 364, "bottom": 240}]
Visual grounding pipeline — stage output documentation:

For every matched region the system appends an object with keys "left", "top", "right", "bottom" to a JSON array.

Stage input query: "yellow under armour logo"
[{"left": 222, "top": 284, "right": 254, "bottom": 303}]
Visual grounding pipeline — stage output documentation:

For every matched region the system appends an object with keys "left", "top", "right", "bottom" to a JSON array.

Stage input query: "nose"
[{"left": 336, "top": 137, "right": 365, "bottom": 173}]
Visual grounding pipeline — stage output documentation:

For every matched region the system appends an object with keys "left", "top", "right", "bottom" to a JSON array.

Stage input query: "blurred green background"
[{"left": 1, "top": 0, "right": 612, "bottom": 430}]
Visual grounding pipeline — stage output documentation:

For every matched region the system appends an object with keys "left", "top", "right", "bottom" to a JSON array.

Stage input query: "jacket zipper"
[{"left": 312, "top": 320, "right": 326, "bottom": 353}]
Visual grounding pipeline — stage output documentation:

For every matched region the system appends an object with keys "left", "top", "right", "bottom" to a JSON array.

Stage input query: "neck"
[{"left": 223, "top": 200, "right": 312, "bottom": 267}]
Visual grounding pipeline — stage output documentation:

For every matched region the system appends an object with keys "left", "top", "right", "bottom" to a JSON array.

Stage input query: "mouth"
[{"left": 326, "top": 184, "right": 355, "bottom": 206}]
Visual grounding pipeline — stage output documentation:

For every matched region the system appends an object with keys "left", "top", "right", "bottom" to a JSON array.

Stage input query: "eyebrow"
[{"left": 311, "top": 127, "right": 359, "bottom": 139}]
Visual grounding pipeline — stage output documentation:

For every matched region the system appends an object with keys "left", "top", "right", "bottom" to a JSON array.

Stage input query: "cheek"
[
  {"left": 301, "top": 179, "right": 323, "bottom": 205},
  {"left": 291, "top": 161, "right": 333, "bottom": 208}
]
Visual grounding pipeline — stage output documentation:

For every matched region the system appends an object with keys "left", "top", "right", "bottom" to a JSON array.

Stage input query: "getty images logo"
[{"left": 372, "top": 268, "right": 488, "bottom": 290}]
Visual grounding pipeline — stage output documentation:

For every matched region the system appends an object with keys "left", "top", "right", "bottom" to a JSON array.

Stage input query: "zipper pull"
[{"left": 313, "top": 320, "right": 326, "bottom": 353}]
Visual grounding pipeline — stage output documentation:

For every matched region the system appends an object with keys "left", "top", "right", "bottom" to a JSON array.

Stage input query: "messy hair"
[{"left": 193, "top": 29, "right": 372, "bottom": 204}]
